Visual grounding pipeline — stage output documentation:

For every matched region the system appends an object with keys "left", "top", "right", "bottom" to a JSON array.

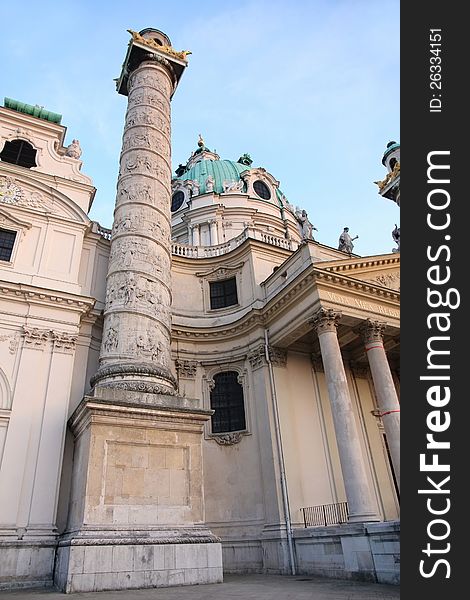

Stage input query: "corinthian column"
[
  {"left": 360, "top": 319, "right": 400, "bottom": 491},
  {"left": 92, "top": 40, "right": 178, "bottom": 395},
  {"left": 310, "top": 308, "right": 378, "bottom": 522}
]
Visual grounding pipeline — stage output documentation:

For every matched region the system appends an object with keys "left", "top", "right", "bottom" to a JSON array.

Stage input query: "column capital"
[
  {"left": 360, "top": 319, "right": 387, "bottom": 345},
  {"left": 309, "top": 308, "right": 342, "bottom": 335}
]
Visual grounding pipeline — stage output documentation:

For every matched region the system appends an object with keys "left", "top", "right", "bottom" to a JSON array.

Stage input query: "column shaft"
[
  {"left": 362, "top": 320, "right": 400, "bottom": 491},
  {"left": 311, "top": 309, "right": 378, "bottom": 522},
  {"left": 94, "top": 58, "right": 176, "bottom": 394}
]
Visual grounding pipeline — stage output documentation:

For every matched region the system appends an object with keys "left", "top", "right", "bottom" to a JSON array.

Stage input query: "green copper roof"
[
  {"left": 382, "top": 141, "right": 399, "bottom": 165},
  {"left": 176, "top": 159, "right": 250, "bottom": 195},
  {"left": 3, "top": 98, "right": 62, "bottom": 124},
  {"left": 176, "top": 158, "right": 284, "bottom": 205}
]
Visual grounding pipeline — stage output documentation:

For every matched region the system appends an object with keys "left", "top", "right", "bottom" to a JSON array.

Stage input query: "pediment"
[{"left": 0, "top": 174, "right": 89, "bottom": 224}]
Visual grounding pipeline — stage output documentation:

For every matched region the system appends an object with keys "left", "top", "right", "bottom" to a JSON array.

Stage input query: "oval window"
[
  {"left": 171, "top": 190, "right": 185, "bottom": 212},
  {"left": 253, "top": 180, "right": 271, "bottom": 200}
]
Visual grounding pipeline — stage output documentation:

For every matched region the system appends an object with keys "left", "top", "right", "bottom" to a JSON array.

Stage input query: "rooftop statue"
[
  {"left": 338, "top": 227, "right": 358, "bottom": 254},
  {"left": 295, "top": 207, "right": 317, "bottom": 240},
  {"left": 392, "top": 224, "right": 400, "bottom": 253},
  {"left": 65, "top": 139, "right": 82, "bottom": 160}
]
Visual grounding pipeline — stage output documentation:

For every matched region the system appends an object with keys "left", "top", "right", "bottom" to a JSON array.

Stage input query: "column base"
[
  {"left": 90, "top": 362, "right": 178, "bottom": 397},
  {"left": 54, "top": 534, "right": 223, "bottom": 593},
  {"left": 348, "top": 512, "right": 381, "bottom": 523}
]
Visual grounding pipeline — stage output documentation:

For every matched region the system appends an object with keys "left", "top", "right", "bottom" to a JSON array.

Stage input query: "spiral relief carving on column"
[{"left": 94, "top": 56, "right": 178, "bottom": 394}]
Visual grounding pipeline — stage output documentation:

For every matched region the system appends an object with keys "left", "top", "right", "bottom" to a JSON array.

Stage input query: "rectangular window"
[
  {"left": 0, "top": 229, "right": 17, "bottom": 262},
  {"left": 209, "top": 277, "right": 238, "bottom": 309},
  {"left": 210, "top": 371, "right": 246, "bottom": 433}
]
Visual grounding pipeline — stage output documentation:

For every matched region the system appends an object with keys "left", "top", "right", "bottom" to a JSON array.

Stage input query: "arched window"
[
  {"left": 210, "top": 371, "right": 246, "bottom": 433},
  {"left": 0, "top": 139, "right": 37, "bottom": 168},
  {"left": 389, "top": 157, "right": 397, "bottom": 171}
]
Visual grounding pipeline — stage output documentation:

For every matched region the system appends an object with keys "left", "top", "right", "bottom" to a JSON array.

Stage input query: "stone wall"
[{"left": 294, "top": 521, "right": 399, "bottom": 584}]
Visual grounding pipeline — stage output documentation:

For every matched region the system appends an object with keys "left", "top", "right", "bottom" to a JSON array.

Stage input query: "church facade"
[{"left": 0, "top": 28, "right": 400, "bottom": 593}]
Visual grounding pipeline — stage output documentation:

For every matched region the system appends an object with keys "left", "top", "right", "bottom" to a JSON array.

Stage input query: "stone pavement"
[{"left": 0, "top": 574, "right": 399, "bottom": 599}]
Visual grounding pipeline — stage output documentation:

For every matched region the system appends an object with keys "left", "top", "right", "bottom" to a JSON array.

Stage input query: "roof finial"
[{"left": 198, "top": 133, "right": 205, "bottom": 148}]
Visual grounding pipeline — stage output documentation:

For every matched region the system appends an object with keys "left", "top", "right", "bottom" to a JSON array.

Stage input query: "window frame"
[
  {"left": 0, "top": 227, "right": 19, "bottom": 264},
  {"left": 203, "top": 365, "right": 251, "bottom": 442},
  {"left": 209, "top": 370, "right": 247, "bottom": 434},
  {"left": 209, "top": 277, "right": 238, "bottom": 310}
]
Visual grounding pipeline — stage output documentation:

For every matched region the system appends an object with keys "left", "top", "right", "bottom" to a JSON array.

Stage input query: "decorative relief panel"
[
  {"left": 175, "top": 360, "right": 197, "bottom": 379},
  {"left": 108, "top": 237, "right": 170, "bottom": 272},
  {"left": 0, "top": 333, "right": 20, "bottom": 355},
  {"left": 364, "top": 271, "right": 400, "bottom": 291},
  {"left": 0, "top": 176, "right": 48, "bottom": 211},
  {"left": 213, "top": 432, "right": 243, "bottom": 446}
]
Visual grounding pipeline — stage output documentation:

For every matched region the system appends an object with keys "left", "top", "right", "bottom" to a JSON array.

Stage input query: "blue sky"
[{"left": 2, "top": 0, "right": 399, "bottom": 256}]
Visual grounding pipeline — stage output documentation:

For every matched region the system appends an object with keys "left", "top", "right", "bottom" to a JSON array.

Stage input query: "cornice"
[
  {"left": 320, "top": 255, "right": 400, "bottom": 272},
  {"left": 173, "top": 311, "right": 265, "bottom": 340},
  {"left": 0, "top": 282, "right": 95, "bottom": 315}
]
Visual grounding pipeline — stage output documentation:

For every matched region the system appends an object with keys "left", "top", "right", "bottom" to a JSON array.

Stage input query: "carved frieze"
[{"left": 0, "top": 333, "right": 19, "bottom": 355}]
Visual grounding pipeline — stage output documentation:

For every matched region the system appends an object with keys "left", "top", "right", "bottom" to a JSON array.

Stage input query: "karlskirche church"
[{"left": 0, "top": 28, "right": 400, "bottom": 593}]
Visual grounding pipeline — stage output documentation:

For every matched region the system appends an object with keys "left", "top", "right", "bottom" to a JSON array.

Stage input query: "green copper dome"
[
  {"left": 176, "top": 159, "right": 248, "bottom": 195},
  {"left": 175, "top": 157, "right": 285, "bottom": 205}
]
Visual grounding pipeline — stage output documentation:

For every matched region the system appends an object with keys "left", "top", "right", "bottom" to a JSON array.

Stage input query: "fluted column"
[
  {"left": 310, "top": 308, "right": 378, "bottom": 522},
  {"left": 93, "top": 55, "right": 178, "bottom": 395},
  {"left": 360, "top": 319, "right": 400, "bottom": 491}
]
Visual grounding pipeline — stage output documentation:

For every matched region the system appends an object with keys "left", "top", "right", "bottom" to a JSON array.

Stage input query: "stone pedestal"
[{"left": 54, "top": 390, "right": 222, "bottom": 593}]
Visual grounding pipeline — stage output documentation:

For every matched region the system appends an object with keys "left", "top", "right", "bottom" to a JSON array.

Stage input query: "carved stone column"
[
  {"left": 92, "top": 44, "right": 176, "bottom": 395},
  {"left": 360, "top": 319, "right": 400, "bottom": 491},
  {"left": 55, "top": 29, "right": 222, "bottom": 594},
  {"left": 310, "top": 309, "right": 378, "bottom": 522}
]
